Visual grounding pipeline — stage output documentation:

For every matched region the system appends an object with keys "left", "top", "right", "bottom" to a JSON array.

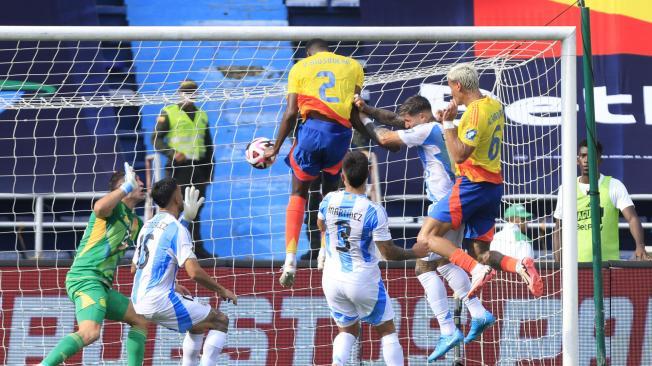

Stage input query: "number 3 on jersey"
[
  {"left": 335, "top": 220, "right": 351, "bottom": 252},
  {"left": 317, "top": 71, "right": 339, "bottom": 103}
]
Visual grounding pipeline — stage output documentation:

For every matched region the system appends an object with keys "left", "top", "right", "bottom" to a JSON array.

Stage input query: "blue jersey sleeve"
[
  {"left": 368, "top": 204, "right": 392, "bottom": 241},
  {"left": 318, "top": 193, "right": 332, "bottom": 220}
]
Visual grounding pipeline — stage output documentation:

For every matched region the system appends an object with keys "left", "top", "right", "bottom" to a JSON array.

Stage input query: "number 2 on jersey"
[{"left": 317, "top": 71, "right": 339, "bottom": 103}]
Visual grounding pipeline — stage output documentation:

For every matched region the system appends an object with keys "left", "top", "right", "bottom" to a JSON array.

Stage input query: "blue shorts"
[
  {"left": 430, "top": 176, "right": 503, "bottom": 242},
  {"left": 285, "top": 118, "right": 352, "bottom": 182}
]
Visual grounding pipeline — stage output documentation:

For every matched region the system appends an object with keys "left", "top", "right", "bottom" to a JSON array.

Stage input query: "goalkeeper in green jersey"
[{"left": 40, "top": 163, "right": 149, "bottom": 366}]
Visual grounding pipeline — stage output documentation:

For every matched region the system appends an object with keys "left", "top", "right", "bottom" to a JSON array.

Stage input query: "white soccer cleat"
[{"left": 467, "top": 265, "right": 495, "bottom": 299}]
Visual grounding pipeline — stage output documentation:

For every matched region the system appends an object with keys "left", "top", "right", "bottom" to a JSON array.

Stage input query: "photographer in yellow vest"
[
  {"left": 153, "top": 80, "right": 213, "bottom": 258},
  {"left": 553, "top": 139, "right": 650, "bottom": 262}
]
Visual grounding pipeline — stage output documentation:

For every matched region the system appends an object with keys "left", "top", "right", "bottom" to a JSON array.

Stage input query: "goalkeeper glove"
[
  {"left": 119, "top": 162, "right": 138, "bottom": 194},
  {"left": 183, "top": 186, "right": 205, "bottom": 222}
]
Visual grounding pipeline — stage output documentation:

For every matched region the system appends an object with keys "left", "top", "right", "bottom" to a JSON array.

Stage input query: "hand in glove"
[
  {"left": 119, "top": 162, "right": 138, "bottom": 194},
  {"left": 183, "top": 186, "right": 205, "bottom": 222}
]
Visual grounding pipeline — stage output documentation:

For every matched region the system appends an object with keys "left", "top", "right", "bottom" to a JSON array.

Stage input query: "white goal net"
[{"left": 0, "top": 27, "right": 577, "bottom": 365}]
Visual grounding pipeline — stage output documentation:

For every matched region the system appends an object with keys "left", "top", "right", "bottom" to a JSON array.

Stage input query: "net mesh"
[{"left": 0, "top": 37, "right": 566, "bottom": 365}]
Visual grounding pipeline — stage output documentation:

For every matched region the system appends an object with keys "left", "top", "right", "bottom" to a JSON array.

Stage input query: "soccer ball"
[{"left": 245, "top": 137, "right": 275, "bottom": 169}]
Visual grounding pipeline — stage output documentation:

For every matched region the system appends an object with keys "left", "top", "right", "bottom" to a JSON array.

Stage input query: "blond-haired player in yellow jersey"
[
  {"left": 265, "top": 39, "right": 369, "bottom": 288},
  {"left": 413, "top": 64, "right": 543, "bottom": 305}
]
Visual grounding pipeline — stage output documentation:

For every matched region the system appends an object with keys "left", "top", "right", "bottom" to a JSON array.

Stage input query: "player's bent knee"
[
  {"left": 214, "top": 311, "right": 229, "bottom": 332},
  {"left": 374, "top": 320, "right": 396, "bottom": 338},
  {"left": 124, "top": 309, "right": 149, "bottom": 330},
  {"left": 78, "top": 329, "right": 101, "bottom": 345},
  {"left": 476, "top": 251, "right": 491, "bottom": 264},
  {"left": 338, "top": 323, "right": 360, "bottom": 337},
  {"left": 472, "top": 241, "right": 491, "bottom": 263},
  {"left": 77, "top": 321, "right": 101, "bottom": 345},
  {"left": 133, "top": 316, "right": 149, "bottom": 330},
  {"left": 414, "top": 259, "right": 436, "bottom": 276}
]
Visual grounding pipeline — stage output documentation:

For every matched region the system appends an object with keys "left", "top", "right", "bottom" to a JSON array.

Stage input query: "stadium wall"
[
  {"left": 0, "top": 0, "right": 127, "bottom": 193},
  {"left": 1, "top": 263, "right": 652, "bottom": 365}
]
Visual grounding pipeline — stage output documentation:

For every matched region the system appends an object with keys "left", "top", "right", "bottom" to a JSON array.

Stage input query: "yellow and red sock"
[
  {"left": 500, "top": 255, "right": 519, "bottom": 273},
  {"left": 449, "top": 248, "right": 479, "bottom": 274},
  {"left": 285, "top": 195, "right": 306, "bottom": 255}
]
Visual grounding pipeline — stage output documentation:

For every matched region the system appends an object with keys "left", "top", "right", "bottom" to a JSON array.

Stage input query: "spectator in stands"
[
  {"left": 490, "top": 204, "right": 534, "bottom": 259},
  {"left": 153, "top": 80, "right": 213, "bottom": 258},
  {"left": 553, "top": 139, "right": 651, "bottom": 262}
]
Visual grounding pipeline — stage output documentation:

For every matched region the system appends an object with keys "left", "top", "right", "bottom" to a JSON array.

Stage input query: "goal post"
[{"left": 0, "top": 26, "right": 577, "bottom": 365}]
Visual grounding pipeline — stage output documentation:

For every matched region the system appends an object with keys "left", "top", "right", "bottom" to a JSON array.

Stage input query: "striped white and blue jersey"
[
  {"left": 397, "top": 122, "right": 455, "bottom": 203},
  {"left": 318, "top": 190, "right": 392, "bottom": 279},
  {"left": 131, "top": 212, "right": 196, "bottom": 315}
]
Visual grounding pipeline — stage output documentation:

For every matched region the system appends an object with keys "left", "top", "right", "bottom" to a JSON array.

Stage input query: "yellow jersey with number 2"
[
  {"left": 287, "top": 51, "right": 364, "bottom": 128},
  {"left": 455, "top": 96, "right": 504, "bottom": 184}
]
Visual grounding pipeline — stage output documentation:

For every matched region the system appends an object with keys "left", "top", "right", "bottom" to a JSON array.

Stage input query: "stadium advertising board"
[
  {"left": 1, "top": 265, "right": 651, "bottom": 365},
  {"left": 471, "top": 0, "right": 652, "bottom": 194}
]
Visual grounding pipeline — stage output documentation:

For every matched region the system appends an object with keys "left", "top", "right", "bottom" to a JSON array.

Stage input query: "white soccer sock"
[
  {"left": 182, "top": 332, "right": 204, "bottom": 366},
  {"left": 332, "top": 332, "right": 356, "bottom": 366},
  {"left": 437, "top": 263, "right": 487, "bottom": 318},
  {"left": 200, "top": 330, "right": 227, "bottom": 366},
  {"left": 470, "top": 262, "right": 488, "bottom": 277},
  {"left": 381, "top": 333, "right": 404, "bottom": 366},
  {"left": 417, "top": 271, "right": 456, "bottom": 336},
  {"left": 464, "top": 297, "right": 487, "bottom": 318}
]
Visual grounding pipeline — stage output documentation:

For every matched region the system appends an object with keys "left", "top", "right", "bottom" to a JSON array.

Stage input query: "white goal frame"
[{"left": 0, "top": 25, "right": 578, "bottom": 364}]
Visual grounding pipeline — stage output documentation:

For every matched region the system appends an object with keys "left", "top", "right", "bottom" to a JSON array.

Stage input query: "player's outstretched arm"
[
  {"left": 355, "top": 108, "right": 402, "bottom": 152},
  {"left": 184, "top": 258, "right": 238, "bottom": 304},
  {"left": 369, "top": 124, "right": 402, "bottom": 152},
  {"left": 354, "top": 94, "right": 404, "bottom": 128},
  {"left": 375, "top": 240, "right": 418, "bottom": 261},
  {"left": 266, "top": 93, "right": 299, "bottom": 160},
  {"left": 93, "top": 162, "right": 138, "bottom": 218}
]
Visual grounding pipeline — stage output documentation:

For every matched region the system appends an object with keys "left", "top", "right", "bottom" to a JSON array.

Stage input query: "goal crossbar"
[{"left": 0, "top": 25, "right": 575, "bottom": 42}]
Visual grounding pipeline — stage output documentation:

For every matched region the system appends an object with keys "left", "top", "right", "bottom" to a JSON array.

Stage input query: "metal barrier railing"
[
  {"left": 1, "top": 173, "right": 650, "bottom": 257},
  {"left": 0, "top": 192, "right": 105, "bottom": 257},
  {"left": 384, "top": 193, "right": 652, "bottom": 229}
]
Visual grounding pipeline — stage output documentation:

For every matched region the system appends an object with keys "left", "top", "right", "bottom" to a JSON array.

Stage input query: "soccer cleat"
[
  {"left": 464, "top": 311, "right": 496, "bottom": 344},
  {"left": 467, "top": 265, "right": 495, "bottom": 299},
  {"left": 517, "top": 257, "right": 543, "bottom": 297},
  {"left": 427, "top": 328, "right": 464, "bottom": 362},
  {"left": 279, "top": 268, "right": 296, "bottom": 288}
]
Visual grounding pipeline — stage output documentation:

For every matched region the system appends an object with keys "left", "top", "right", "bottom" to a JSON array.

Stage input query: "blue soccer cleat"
[
  {"left": 464, "top": 311, "right": 496, "bottom": 344},
  {"left": 428, "top": 328, "right": 464, "bottom": 363}
]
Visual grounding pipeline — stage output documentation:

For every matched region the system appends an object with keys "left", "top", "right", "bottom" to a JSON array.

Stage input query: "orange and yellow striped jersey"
[
  {"left": 287, "top": 51, "right": 364, "bottom": 128},
  {"left": 455, "top": 96, "right": 504, "bottom": 184}
]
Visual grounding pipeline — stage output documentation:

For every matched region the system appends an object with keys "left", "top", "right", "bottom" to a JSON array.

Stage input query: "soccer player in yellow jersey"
[
  {"left": 413, "top": 64, "right": 543, "bottom": 302},
  {"left": 265, "top": 39, "right": 367, "bottom": 287}
]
